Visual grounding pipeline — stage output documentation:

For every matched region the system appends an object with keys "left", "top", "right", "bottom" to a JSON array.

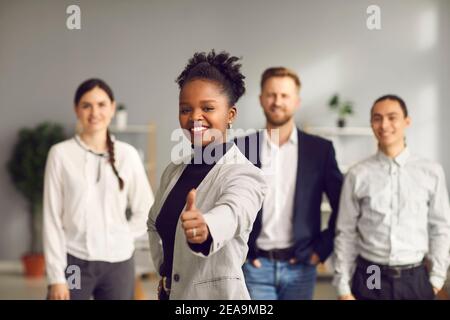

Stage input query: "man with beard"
[{"left": 237, "top": 67, "right": 343, "bottom": 300}]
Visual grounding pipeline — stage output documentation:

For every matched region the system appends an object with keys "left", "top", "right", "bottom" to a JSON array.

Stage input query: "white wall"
[
  {"left": 440, "top": 0, "right": 450, "bottom": 179},
  {"left": 0, "top": 0, "right": 449, "bottom": 259}
]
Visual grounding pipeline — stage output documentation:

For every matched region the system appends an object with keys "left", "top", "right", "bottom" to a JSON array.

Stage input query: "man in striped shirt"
[{"left": 333, "top": 94, "right": 450, "bottom": 300}]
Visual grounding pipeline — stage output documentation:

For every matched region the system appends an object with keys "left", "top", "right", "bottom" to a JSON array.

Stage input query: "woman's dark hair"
[
  {"left": 176, "top": 50, "right": 246, "bottom": 106},
  {"left": 371, "top": 94, "right": 408, "bottom": 118},
  {"left": 74, "top": 78, "right": 124, "bottom": 190},
  {"left": 74, "top": 78, "right": 114, "bottom": 105}
]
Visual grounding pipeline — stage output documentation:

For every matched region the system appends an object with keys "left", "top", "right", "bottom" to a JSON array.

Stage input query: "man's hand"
[
  {"left": 309, "top": 252, "right": 321, "bottom": 266},
  {"left": 47, "top": 283, "right": 70, "bottom": 300},
  {"left": 251, "top": 259, "right": 262, "bottom": 268},
  {"left": 180, "top": 189, "right": 209, "bottom": 244},
  {"left": 338, "top": 294, "right": 356, "bottom": 300}
]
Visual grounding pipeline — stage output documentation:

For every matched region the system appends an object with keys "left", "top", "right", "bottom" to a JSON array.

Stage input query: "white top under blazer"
[{"left": 43, "top": 135, "right": 154, "bottom": 284}]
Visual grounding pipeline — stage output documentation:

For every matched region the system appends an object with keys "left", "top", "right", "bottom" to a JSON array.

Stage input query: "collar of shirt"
[
  {"left": 74, "top": 135, "right": 111, "bottom": 183},
  {"left": 376, "top": 147, "right": 410, "bottom": 168},
  {"left": 263, "top": 126, "right": 298, "bottom": 150},
  {"left": 74, "top": 134, "right": 111, "bottom": 158}
]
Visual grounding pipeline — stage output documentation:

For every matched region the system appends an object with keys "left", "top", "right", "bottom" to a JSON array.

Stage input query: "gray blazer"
[{"left": 147, "top": 144, "right": 267, "bottom": 299}]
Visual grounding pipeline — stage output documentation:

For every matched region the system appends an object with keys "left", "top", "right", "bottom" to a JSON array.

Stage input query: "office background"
[{"left": 0, "top": 0, "right": 449, "bottom": 263}]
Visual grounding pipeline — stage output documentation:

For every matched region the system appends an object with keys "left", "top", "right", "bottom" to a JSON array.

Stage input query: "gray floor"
[{"left": 0, "top": 261, "right": 337, "bottom": 300}]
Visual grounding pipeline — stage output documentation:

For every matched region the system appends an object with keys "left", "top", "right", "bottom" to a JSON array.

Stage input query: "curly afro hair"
[{"left": 176, "top": 50, "right": 246, "bottom": 106}]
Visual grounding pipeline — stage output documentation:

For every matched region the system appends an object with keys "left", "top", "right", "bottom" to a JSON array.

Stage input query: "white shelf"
[
  {"left": 304, "top": 126, "right": 373, "bottom": 136},
  {"left": 109, "top": 123, "right": 157, "bottom": 189},
  {"left": 0, "top": 261, "right": 22, "bottom": 273}
]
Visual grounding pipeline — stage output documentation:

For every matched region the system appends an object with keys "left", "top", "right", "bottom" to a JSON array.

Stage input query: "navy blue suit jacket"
[{"left": 236, "top": 129, "right": 343, "bottom": 263}]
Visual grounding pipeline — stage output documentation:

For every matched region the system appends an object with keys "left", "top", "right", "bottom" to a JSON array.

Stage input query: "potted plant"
[
  {"left": 7, "top": 122, "right": 66, "bottom": 277},
  {"left": 328, "top": 94, "right": 354, "bottom": 127}
]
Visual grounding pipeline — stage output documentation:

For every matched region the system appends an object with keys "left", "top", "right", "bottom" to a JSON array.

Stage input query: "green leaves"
[
  {"left": 7, "top": 122, "right": 66, "bottom": 210},
  {"left": 328, "top": 94, "right": 339, "bottom": 109},
  {"left": 339, "top": 102, "right": 354, "bottom": 117},
  {"left": 7, "top": 122, "right": 66, "bottom": 253},
  {"left": 328, "top": 93, "right": 354, "bottom": 118}
]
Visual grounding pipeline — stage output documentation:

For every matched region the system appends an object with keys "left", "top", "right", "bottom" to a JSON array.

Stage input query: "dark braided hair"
[
  {"left": 176, "top": 50, "right": 246, "bottom": 106},
  {"left": 74, "top": 78, "right": 124, "bottom": 190},
  {"left": 106, "top": 129, "right": 124, "bottom": 190}
]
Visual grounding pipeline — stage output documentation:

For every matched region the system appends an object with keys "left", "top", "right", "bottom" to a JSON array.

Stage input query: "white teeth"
[{"left": 192, "top": 127, "right": 207, "bottom": 132}]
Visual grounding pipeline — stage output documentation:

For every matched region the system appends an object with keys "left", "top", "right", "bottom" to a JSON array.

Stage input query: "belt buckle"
[{"left": 387, "top": 267, "right": 402, "bottom": 278}]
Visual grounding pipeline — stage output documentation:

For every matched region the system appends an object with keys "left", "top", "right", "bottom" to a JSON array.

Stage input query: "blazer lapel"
[
  {"left": 293, "top": 129, "right": 307, "bottom": 218},
  {"left": 256, "top": 130, "right": 263, "bottom": 168}
]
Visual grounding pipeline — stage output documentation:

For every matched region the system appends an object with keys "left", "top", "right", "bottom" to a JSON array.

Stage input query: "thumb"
[{"left": 186, "top": 189, "right": 197, "bottom": 211}]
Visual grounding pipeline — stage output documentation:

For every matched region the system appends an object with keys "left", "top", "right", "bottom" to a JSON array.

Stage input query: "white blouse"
[{"left": 43, "top": 135, "right": 154, "bottom": 284}]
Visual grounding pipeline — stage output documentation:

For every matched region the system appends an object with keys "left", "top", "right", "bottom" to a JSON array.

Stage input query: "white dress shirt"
[
  {"left": 333, "top": 147, "right": 450, "bottom": 296},
  {"left": 256, "top": 127, "right": 298, "bottom": 251},
  {"left": 43, "top": 135, "right": 154, "bottom": 284}
]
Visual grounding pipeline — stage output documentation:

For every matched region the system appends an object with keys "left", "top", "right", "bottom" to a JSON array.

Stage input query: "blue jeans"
[{"left": 243, "top": 257, "right": 317, "bottom": 300}]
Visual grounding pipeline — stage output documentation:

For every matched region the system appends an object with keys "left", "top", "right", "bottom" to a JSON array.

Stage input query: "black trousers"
[
  {"left": 351, "top": 258, "right": 435, "bottom": 300},
  {"left": 65, "top": 254, "right": 135, "bottom": 300}
]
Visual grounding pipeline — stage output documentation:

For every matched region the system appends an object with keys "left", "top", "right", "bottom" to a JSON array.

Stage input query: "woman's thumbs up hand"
[{"left": 180, "top": 189, "right": 210, "bottom": 244}]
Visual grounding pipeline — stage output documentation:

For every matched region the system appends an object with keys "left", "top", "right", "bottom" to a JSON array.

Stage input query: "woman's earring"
[{"left": 227, "top": 122, "right": 233, "bottom": 129}]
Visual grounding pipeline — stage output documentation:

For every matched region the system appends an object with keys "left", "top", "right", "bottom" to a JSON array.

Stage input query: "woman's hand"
[
  {"left": 47, "top": 283, "right": 70, "bottom": 300},
  {"left": 180, "top": 189, "right": 210, "bottom": 244}
]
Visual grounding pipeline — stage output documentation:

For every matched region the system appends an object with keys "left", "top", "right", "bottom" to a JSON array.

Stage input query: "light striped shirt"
[{"left": 333, "top": 147, "right": 450, "bottom": 296}]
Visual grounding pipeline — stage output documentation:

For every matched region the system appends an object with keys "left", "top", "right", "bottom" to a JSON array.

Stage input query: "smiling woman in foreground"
[{"left": 147, "top": 50, "right": 267, "bottom": 300}]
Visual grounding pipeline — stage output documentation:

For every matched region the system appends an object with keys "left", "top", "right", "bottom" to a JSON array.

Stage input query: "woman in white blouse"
[{"left": 44, "top": 78, "right": 154, "bottom": 300}]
